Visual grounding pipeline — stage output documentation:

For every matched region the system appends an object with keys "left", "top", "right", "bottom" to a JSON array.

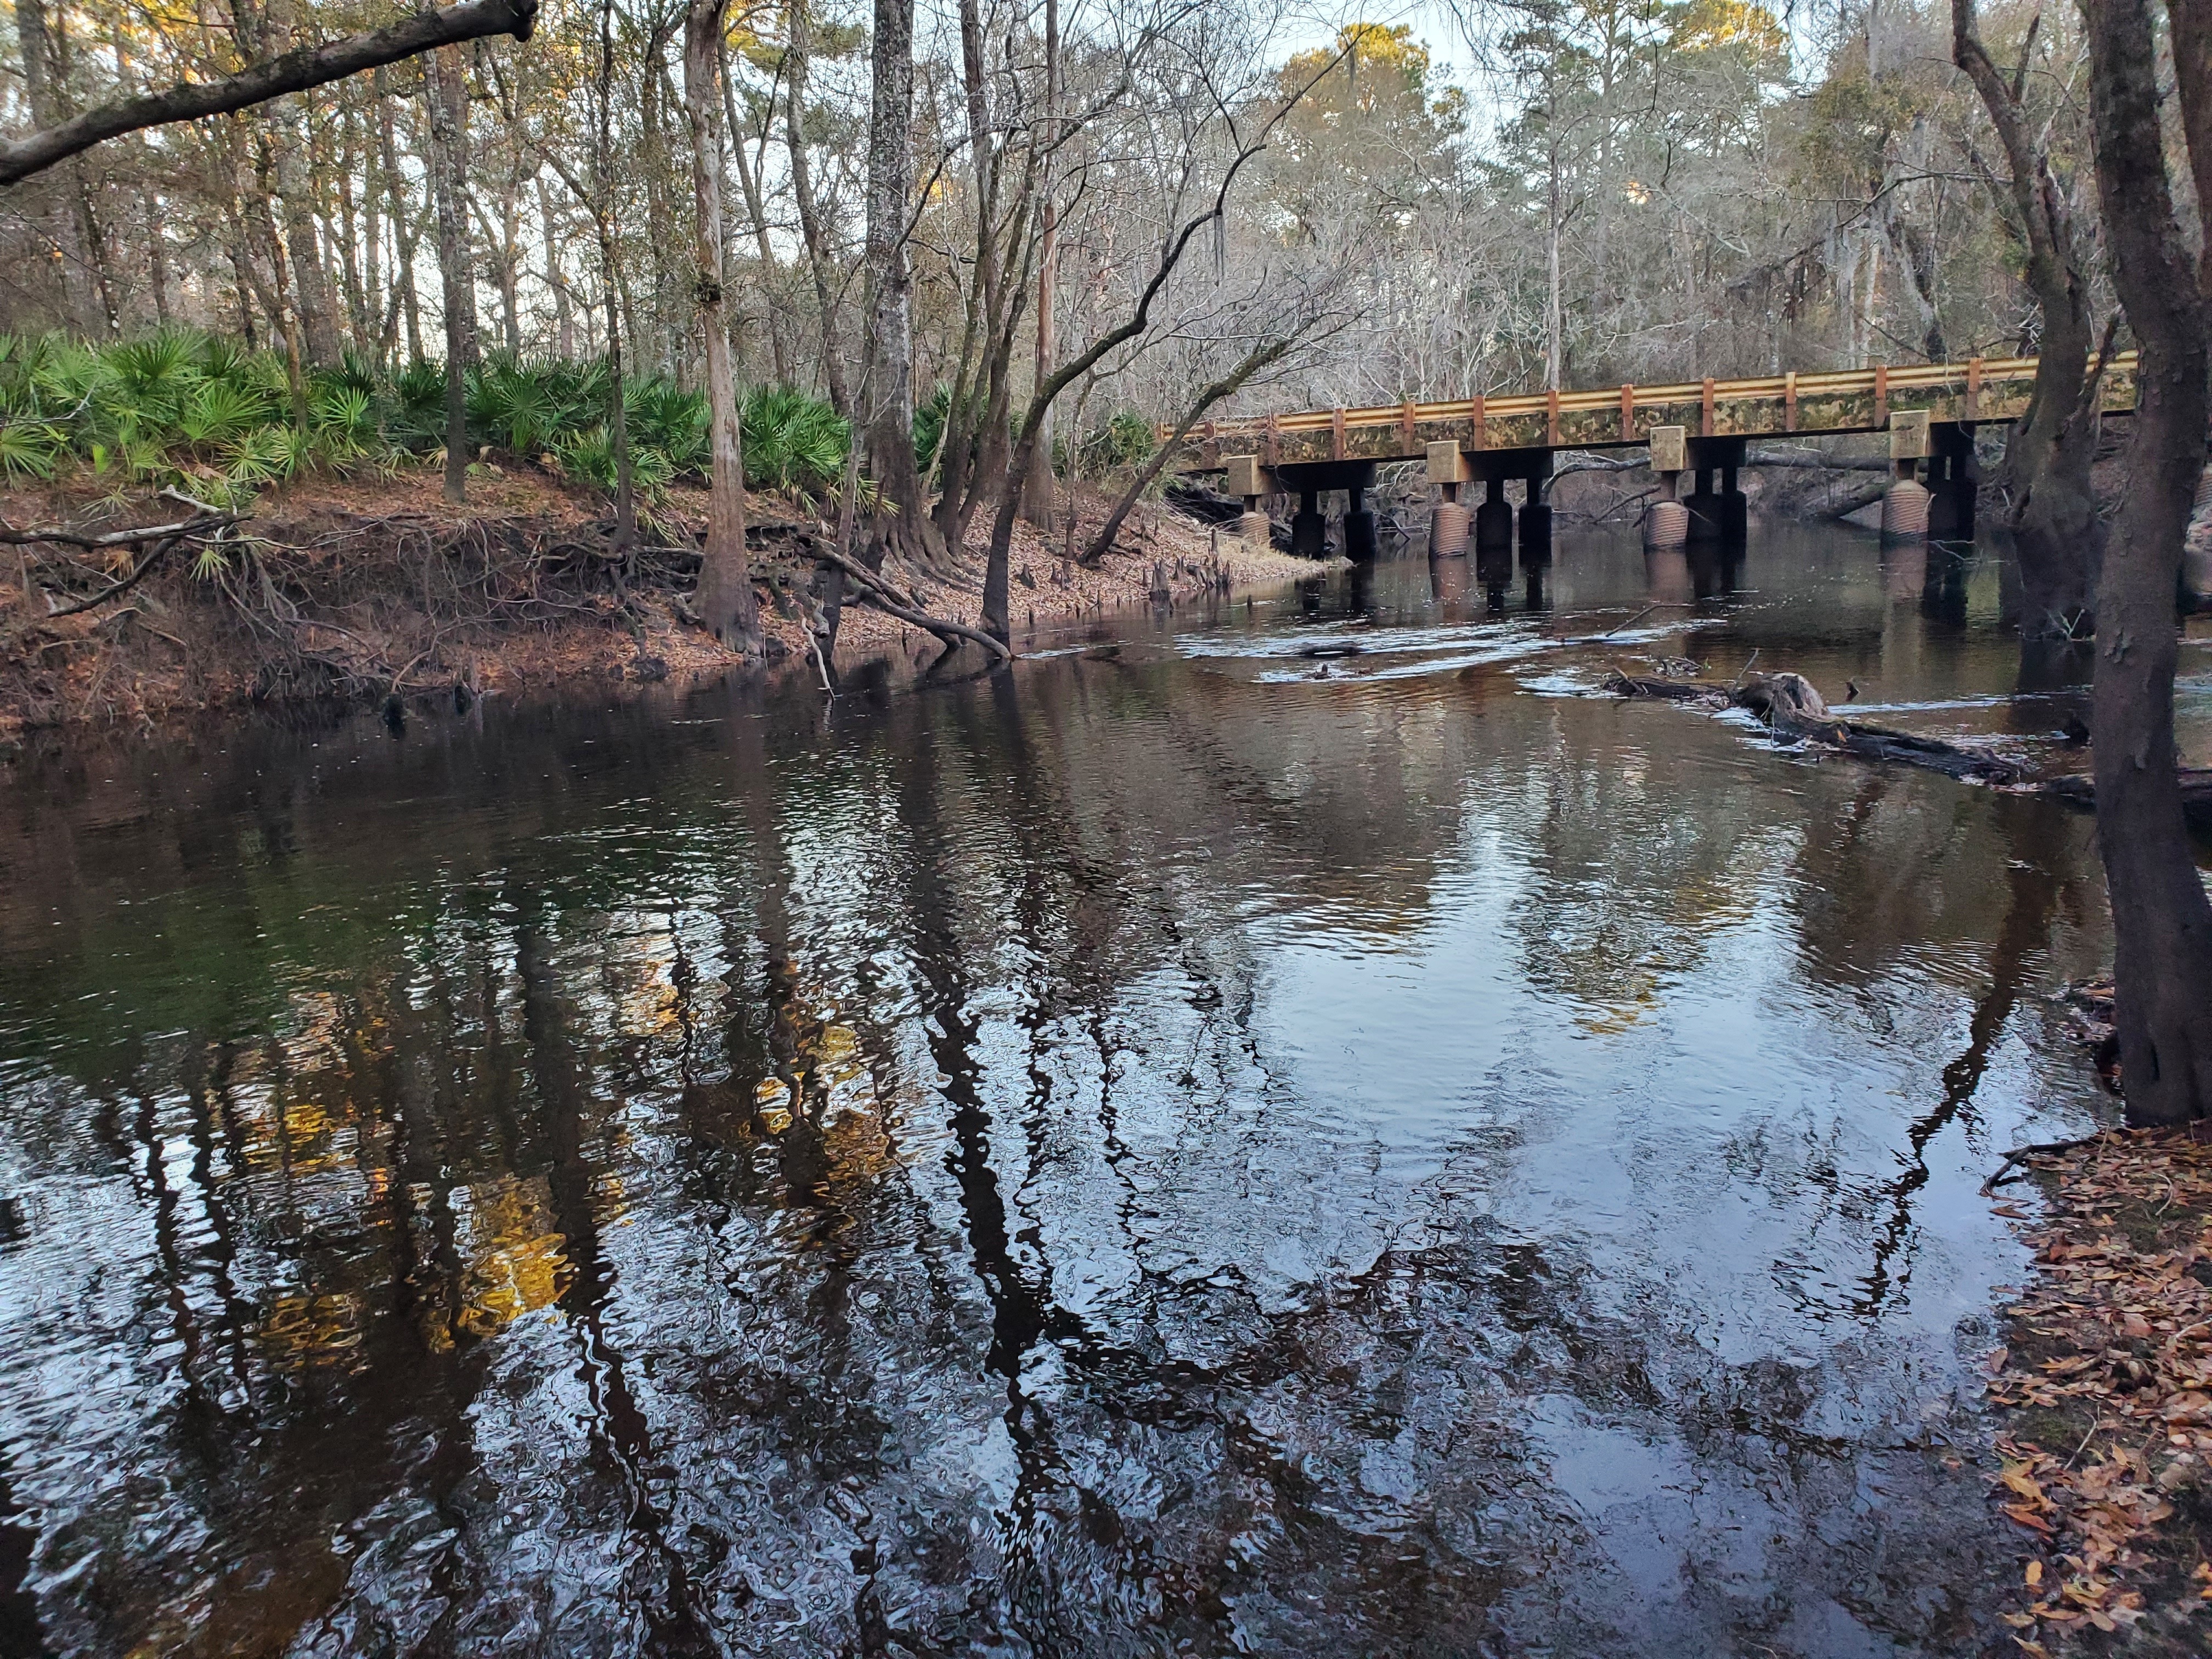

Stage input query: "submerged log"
[
  {"left": 1734, "top": 671, "right": 2023, "bottom": 783},
  {"left": 1601, "top": 672, "right": 1729, "bottom": 701},
  {"left": 1605, "top": 668, "right": 2022, "bottom": 783}
]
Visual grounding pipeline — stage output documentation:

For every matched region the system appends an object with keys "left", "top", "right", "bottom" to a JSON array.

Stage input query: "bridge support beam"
[
  {"left": 1475, "top": 476, "right": 1515, "bottom": 561},
  {"left": 1684, "top": 437, "right": 1747, "bottom": 546},
  {"left": 1272, "top": 459, "right": 1375, "bottom": 561},
  {"left": 1882, "top": 411, "right": 1934, "bottom": 542},
  {"left": 1646, "top": 425, "right": 1689, "bottom": 548},
  {"left": 1925, "top": 422, "right": 1978, "bottom": 540},
  {"left": 1224, "top": 454, "right": 1277, "bottom": 557},
  {"left": 1291, "top": 488, "right": 1327, "bottom": 558},
  {"left": 1518, "top": 454, "right": 1554, "bottom": 567},
  {"left": 1425, "top": 441, "right": 1471, "bottom": 556},
  {"left": 1343, "top": 482, "right": 1378, "bottom": 564}
]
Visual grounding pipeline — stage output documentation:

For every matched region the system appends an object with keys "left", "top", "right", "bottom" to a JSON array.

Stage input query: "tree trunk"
[
  {"left": 784, "top": 0, "right": 849, "bottom": 415},
  {"left": 274, "top": 106, "right": 342, "bottom": 363},
  {"left": 2166, "top": 0, "right": 2212, "bottom": 294},
  {"left": 717, "top": 33, "right": 790, "bottom": 387},
  {"left": 1019, "top": 200, "right": 1058, "bottom": 528},
  {"left": 424, "top": 43, "right": 477, "bottom": 501},
  {"left": 594, "top": 0, "right": 636, "bottom": 551},
  {"left": 1953, "top": 0, "right": 2101, "bottom": 637},
  {"left": 684, "top": 0, "right": 763, "bottom": 655},
  {"left": 1019, "top": 0, "right": 1060, "bottom": 529},
  {"left": 2083, "top": 0, "right": 2212, "bottom": 1125},
  {"left": 1544, "top": 140, "right": 1564, "bottom": 392},
  {"left": 14, "top": 0, "right": 98, "bottom": 334},
  {"left": 537, "top": 172, "right": 574, "bottom": 356},
  {"left": 854, "top": 0, "right": 943, "bottom": 591},
  {"left": 377, "top": 70, "right": 424, "bottom": 363},
  {"left": 148, "top": 200, "right": 171, "bottom": 325}
]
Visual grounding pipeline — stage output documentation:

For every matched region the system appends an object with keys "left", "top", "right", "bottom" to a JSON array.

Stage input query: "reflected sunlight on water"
[{"left": 0, "top": 521, "right": 2170, "bottom": 1656}]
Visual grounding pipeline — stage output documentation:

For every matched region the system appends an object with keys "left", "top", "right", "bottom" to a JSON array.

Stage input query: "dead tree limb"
[
  {"left": 808, "top": 538, "right": 1013, "bottom": 661},
  {"left": 0, "top": 0, "right": 540, "bottom": 187}
]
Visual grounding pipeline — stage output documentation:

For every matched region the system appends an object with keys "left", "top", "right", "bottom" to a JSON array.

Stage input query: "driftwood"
[{"left": 1606, "top": 668, "right": 2023, "bottom": 783}]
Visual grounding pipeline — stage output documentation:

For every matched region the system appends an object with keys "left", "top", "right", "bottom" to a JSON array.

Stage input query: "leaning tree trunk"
[
  {"left": 1080, "top": 335, "right": 1297, "bottom": 565},
  {"left": 683, "top": 0, "right": 763, "bottom": 656},
  {"left": 424, "top": 43, "right": 477, "bottom": 503},
  {"left": 2083, "top": 0, "right": 2212, "bottom": 1125},
  {"left": 1953, "top": 0, "right": 2101, "bottom": 638}
]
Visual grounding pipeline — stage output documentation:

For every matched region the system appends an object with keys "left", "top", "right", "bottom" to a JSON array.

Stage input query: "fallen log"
[
  {"left": 1733, "top": 671, "right": 2023, "bottom": 783},
  {"left": 1605, "top": 667, "right": 2023, "bottom": 783},
  {"left": 1602, "top": 672, "right": 1729, "bottom": 701}
]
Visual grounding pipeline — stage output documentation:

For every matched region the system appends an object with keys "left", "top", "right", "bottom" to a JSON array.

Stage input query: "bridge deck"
[{"left": 1165, "top": 354, "right": 2138, "bottom": 472}]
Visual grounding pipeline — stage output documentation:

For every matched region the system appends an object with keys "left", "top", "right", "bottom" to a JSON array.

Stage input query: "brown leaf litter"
[{"left": 1985, "top": 1125, "right": 2212, "bottom": 1652}]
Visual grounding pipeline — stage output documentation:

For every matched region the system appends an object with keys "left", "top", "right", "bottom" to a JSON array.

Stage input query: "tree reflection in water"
[{"left": 0, "top": 523, "right": 2146, "bottom": 1655}]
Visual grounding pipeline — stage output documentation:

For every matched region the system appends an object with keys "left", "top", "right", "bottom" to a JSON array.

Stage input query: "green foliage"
[
  {"left": 554, "top": 424, "right": 675, "bottom": 495},
  {"left": 627, "top": 377, "right": 710, "bottom": 473},
  {"left": 1080, "top": 410, "right": 1156, "bottom": 475},
  {"left": 913, "top": 383, "right": 953, "bottom": 474},
  {"left": 0, "top": 332, "right": 855, "bottom": 512},
  {"left": 740, "top": 384, "right": 849, "bottom": 504}
]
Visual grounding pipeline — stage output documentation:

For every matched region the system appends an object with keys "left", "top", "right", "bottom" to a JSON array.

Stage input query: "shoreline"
[{"left": 0, "top": 465, "right": 1339, "bottom": 745}]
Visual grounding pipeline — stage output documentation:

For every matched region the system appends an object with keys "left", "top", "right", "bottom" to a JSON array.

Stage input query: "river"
[{"left": 0, "top": 522, "right": 2167, "bottom": 1656}]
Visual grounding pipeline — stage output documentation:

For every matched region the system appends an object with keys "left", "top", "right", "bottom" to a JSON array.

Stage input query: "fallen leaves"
[{"left": 1984, "top": 1124, "right": 2212, "bottom": 1648}]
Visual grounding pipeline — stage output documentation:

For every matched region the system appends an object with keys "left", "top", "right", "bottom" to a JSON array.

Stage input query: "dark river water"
[{"left": 0, "top": 523, "right": 2185, "bottom": 1657}]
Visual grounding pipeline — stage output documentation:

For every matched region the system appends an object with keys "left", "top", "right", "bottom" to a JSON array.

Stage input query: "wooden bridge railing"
[{"left": 1163, "top": 353, "right": 2140, "bottom": 472}]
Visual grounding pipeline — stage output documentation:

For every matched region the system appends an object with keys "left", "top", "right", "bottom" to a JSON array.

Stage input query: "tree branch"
[{"left": 0, "top": 0, "right": 540, "bottom": 187}]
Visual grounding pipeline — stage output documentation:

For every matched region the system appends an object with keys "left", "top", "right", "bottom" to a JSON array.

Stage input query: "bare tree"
[{"left": 1952, "top": 0, "right": 2102, "bottom": 637}]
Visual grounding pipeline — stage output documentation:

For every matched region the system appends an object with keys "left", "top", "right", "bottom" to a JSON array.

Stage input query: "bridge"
[{"left": 1166, "top": 353, "right": 2140, "bottom": 565}]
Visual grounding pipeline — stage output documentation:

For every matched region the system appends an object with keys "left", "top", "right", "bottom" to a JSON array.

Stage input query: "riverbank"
[
  {"left": 0, "top": 463, "right": 1328, "bottom": 740},
  {"left": 1986, "top": 1127, "right": 2212, "bottom": 1654}
]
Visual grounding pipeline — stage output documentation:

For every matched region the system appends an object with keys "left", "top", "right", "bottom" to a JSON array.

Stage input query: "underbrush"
[{"left": 0, "top": 329, "right": 854, "bottom": 513}]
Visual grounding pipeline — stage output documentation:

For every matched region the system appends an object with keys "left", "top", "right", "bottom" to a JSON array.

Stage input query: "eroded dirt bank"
[{"left": 0, "top": 465, "right": 1325, "bottom": 740}]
